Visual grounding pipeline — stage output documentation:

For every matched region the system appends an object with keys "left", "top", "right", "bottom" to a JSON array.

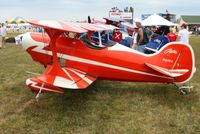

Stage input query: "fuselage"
[{"left": 22, "top": 32, "right": 195, "bottom": 84}]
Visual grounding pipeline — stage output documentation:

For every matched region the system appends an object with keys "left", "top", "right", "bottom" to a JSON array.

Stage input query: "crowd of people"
[
  {"left": 131, "top": 20, "right": 190, "bottom": 53},
  {"left": 192, "top": 26, "right": 200, "bottom": 35}
]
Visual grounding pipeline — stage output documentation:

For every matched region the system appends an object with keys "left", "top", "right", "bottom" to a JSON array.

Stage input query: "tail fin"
[{"left": 146, "top": 42, "right": 196, "bottom": 83}]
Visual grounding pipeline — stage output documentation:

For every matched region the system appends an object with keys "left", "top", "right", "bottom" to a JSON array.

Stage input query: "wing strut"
[{"left": 37, "top": 29, "right": 73, "bottom": 85}]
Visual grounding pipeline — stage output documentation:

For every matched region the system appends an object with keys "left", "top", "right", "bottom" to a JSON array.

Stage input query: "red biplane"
[{"left": 21, "top": 20, "right": 196, "bottom": 98}]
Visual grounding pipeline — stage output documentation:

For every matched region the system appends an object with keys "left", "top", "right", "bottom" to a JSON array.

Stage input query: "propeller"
[{"left": 88, "top": 16, "right": 91, "bottom": 23}]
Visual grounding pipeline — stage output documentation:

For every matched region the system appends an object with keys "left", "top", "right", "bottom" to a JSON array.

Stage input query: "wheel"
[
  {"left": 180, "top": 89, "right": 188, "bottom": 95},
  {"left": 179, "top": 86, "right": 192, "bottom": 95}
]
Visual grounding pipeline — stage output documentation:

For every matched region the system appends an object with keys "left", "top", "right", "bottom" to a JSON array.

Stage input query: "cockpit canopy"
[{"left": 79, "top": 30, "right": 117, "bottom": 49}]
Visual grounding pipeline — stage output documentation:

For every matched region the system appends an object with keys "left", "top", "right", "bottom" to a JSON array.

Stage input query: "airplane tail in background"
[{"left": 146, "top": 42, "right": 196, "bottom": 83}]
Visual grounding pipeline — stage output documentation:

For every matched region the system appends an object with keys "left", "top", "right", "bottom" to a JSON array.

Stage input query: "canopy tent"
[
  {"left": 6, "top": 16, "right": 27, "bottom": 24},
  {"left": 142, "top": 14, "right": 177, "bottom": 26}
]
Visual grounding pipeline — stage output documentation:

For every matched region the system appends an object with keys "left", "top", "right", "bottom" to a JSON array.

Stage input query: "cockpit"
[{"left": 79, "top": 30, "right": 117, "bottom": 49}]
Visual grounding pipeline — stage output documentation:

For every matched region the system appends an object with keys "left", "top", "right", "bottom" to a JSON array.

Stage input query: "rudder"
[{"left": 146, "top": 42, "right": 196, "bottom": 83}]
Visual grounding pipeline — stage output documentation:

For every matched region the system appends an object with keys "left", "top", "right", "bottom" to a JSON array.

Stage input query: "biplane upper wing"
[
  {"left": 29, "top": 20, "right": 118, "bottom": 33},
  {"left": 26, "top": 20, "right": 117, "bottom": 91}
]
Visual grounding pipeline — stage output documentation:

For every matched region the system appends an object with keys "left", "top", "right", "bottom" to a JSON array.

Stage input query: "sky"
[{"left": 0, "top": 0, "right": 200, "bottom": 22}]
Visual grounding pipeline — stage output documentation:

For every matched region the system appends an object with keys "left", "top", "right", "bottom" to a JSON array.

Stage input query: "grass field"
[{"left": 0, "top": 35, "right": 200, "bottom": 134}]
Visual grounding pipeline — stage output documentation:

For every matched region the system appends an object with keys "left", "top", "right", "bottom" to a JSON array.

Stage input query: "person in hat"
[
  {"left": 135, "top": 20, "right": 149, "bottom": 52},
  {"left": 177, "top": 23, "right": 189, "bottom": 44},
  {"left": 131, "top": 23, "right": 139, "bottom": 50},
  {"left": 135, "top": 20, "right": 144, "bottom": 46}
]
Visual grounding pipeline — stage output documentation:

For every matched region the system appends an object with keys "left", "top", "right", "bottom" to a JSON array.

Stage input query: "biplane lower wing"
[
  {"left": 40, "top": 67, "right": 96, "bottom": 89},
  {"left": 26, "top": 67, "right": 97, "bottom": 93}
]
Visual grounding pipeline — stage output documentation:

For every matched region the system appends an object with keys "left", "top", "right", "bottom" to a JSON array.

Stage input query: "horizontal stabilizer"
[{"left": 145, "top": 63, "right": 189, "bottom": 78}]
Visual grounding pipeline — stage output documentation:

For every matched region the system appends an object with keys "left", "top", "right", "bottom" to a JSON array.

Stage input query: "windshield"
[{"left": 79, "top": 31, "right": 117, "bottom": 49}]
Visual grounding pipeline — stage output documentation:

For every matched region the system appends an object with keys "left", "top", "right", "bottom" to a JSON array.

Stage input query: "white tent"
[{"left": 142, "top": 14, "right": 177, "bottom": 26}]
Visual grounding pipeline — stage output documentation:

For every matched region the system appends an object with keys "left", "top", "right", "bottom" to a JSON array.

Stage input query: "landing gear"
[
  {"left": 35, "top": 83, "right": 45, "bottom": 101},
  {"left": 179, "top": 86, "right": 193, "bottom": 95},
  {"left": 173, "top": 83, "right": 193, "bottom": 95}
]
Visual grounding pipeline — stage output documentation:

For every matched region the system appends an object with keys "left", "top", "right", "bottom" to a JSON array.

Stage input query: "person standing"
[
  {"left": 145, "top": 26, "right": 153, "bottom": 41},
  {"left": 0, "top": 25, "right": 2, "bottom": 48},
  {"left": 177, "top": 23, "right": 189, "bottom": 44},
  {"left": 167, "top": 27, "right": 177, "bottom": 42},
  {"left": 131, "top": 24, "right": 139, "bottom": 50},
  {"left": 135, "top": 20, "right": 148, "bottom": 52},
  {"left": 0, "top": 23, "right": 7, "bottom": 48},
  {"left": 194, "top": 26, "right": 198, "bottom": 36}
]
